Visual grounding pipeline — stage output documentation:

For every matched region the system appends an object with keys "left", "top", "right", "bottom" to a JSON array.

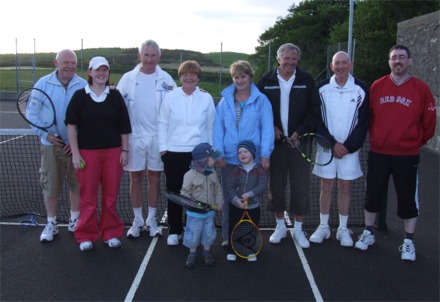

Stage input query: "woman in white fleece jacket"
[{"left": 157, "top": 60, "right": 216, "bottom": 246}]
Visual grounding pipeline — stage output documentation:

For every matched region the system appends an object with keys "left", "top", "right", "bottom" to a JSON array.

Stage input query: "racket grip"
[
  {"left": 243, "top": 199, "right": 248, "bottom": 209},
  {"left": 210, "top": 204, "right": 219, "bottom": 211}
]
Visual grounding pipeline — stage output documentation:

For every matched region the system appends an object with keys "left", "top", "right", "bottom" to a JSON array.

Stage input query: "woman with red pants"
[{"left": 66, "top": 56, "right": 131, "bottom": 252}]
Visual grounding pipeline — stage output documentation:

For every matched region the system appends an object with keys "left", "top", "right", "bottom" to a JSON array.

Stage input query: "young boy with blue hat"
[
  {"left": 181, "top": 143, "right": 224, "bottom": 268},
  {"left": 226, "top": 140, "right": 268, "bottom": 262}
]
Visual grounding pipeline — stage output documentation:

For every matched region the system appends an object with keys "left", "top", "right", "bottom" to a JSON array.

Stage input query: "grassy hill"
[{"left": 0, "top": 48, "right": 254, "bottom": 96}]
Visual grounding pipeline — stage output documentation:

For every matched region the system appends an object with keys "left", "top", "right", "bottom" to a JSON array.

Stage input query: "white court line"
[
  {"left": 124, "top": 227, "right": 162, "bottom": 302},
  {"left": 289, "top": 228, "right": 324, "bottom": 302}
]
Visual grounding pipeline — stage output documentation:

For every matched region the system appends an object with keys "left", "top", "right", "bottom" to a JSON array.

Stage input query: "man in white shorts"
[
  {"left": 309, "top": 51, "right": 369, "bottom": 247},
  {"left": 117, "top": 40, "right": 177, "bottom": 238}
]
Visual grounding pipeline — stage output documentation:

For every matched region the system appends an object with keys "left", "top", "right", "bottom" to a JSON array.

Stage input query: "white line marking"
[
  {"left": 289, "top": 228, "right": 324, "bottom": 302},
  {"left": 124, "top": 227, "right": 162, "bottom": 302}
]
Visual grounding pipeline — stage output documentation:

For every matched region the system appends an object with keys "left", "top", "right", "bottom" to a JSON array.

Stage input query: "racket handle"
[
  {"left": 210, "top": 204, "right": 219, "bottom": 211},
  {"left": 244, "top": 199, "right": 248, "bottom": 209}
]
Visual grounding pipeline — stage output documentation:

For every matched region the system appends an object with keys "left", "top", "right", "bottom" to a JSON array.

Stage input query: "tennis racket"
[
  {"left": 282, "top": 132, "right": 333, "bottom": 166},
  {"left": 230, "top": 200, "right": 263, "bottom": 259},
  {"left": 17, "top": 87, "right": 62, "bottom": 141},
  {"left": 166, "top": 192, "right": 218, "bottom": 213}
]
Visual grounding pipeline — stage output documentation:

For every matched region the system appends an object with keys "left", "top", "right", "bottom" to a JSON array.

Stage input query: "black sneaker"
[
  {"left": 204, "top": 253, "right": 215, "bottom": 267},
  {"left": 185, "top": 254, "right": 196, "bottom": 269}
]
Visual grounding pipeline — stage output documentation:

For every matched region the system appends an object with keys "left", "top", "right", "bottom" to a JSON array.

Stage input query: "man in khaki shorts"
[
  {"left": 117, "top": 40, "right": 176, "bottom": 238},
  {"left": 28, "top": 49, "right": 87, "bottom": 242}
]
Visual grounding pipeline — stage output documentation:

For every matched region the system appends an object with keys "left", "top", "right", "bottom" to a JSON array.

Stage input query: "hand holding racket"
[
  {"left": 282, "top": 132, "right": 333, "bottom": 166},
  {"left": 17, "top": 87, "right": 64, "bottom": 146},
  {"left": 166, "top": 192, "right": 218, "bottom": 213},
  {"left": 230, "top": 199, "right": 263, "bottom": 259}
]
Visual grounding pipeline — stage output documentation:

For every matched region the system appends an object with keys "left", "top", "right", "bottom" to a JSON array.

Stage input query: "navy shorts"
[{"left": 364, "top": 151, "right": 420, "bottom": 219}]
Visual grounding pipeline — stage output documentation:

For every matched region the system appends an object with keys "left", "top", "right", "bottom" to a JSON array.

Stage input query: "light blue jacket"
[
  {"left": 213, "top": 83, "right": 274, "bottom": 165},
  {"left": 31, "top": 70, "right": 87, "bottom": 145}
]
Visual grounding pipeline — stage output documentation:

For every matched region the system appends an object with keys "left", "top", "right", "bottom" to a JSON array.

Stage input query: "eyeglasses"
[{"left": 389, "top": 55, "right": 409, "bottom": 62}]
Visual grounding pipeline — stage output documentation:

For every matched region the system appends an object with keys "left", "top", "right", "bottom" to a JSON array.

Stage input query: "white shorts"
[
  {"left": 312, "top": 149, "right": 363, "bottom": 180},
  {"left": 124, "top": 135, "right": 163, "bottom": 172}
]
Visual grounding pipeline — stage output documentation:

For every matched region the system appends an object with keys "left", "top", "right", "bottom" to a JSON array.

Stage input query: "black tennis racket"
[
  {"left": 230, "top": 200, "right": 263, "bottom": 259},
  {"left": 166, "top": 192, "right": 218, "bottom": 213},
  {"left": 282, "top": 132, "right": 333, "bottom": 166},
  {"left": 17, "top": 87, "right": 62, "bottom": 141}
]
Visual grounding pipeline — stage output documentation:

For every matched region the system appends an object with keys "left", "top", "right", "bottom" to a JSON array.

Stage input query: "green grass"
[{"left": 0, "top": 68, "right": 230, "bottom": 97}]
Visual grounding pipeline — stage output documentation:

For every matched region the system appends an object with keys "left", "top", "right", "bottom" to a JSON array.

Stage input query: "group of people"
[{"left": 29, "top": 39, "right": 436, "bottom": 265}]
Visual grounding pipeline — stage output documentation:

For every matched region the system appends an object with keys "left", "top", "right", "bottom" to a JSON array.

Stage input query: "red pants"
[{"left": 74, "top": 147, "right": 124, "bottom": 243}]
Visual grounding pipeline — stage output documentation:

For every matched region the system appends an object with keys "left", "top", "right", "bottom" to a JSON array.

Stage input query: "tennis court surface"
[{"left": 1, "top": 146, "right": 438, "bottom": 301}]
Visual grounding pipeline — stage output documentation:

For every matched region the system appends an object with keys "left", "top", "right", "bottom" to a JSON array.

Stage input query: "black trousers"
[{"left": 161, "top": 151, "right": 192, "bottom": 235}]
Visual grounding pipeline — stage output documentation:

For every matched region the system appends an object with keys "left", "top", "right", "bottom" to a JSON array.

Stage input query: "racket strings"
[
  {"left": 19, "top": 90, "right": 55, "bottom": 128},
  {"left": 231, "top": 221, "right": 262, "bottom": 256}
]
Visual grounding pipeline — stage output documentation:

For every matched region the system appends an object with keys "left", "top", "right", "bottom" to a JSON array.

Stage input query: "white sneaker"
[
  {"left": 68, "top": 218, "right": 78, "bottom": 232},
  {"left": 293, "top": 229, "right": 310, "bottom": 248},
  {"left": 167, "top": 234, "right": 180, "bottom": 246},
  {"left": 146, "top": 218, "right": 162, "bottom": 237},
  {"left": 79, "top": 241, "right": 93, "bottom": 252},
  {"left": 269, "top": 225, "right": 287, "bottom": 244},
  {"left": 247, "top": 254, "right": 257, "bottom": 262},
  {"left": 105, "top": 238, "right": 122, "bottom": 248},
  {"left": 309, "top": 224, "right": 331, "bottom": 243},
  {"left": 40, "top": 222, "right": 59, "bottom": 242},
  {"left": 336, "top": 227, "right": 354, "bottom": 247},
  {"left": 399, "top": 239, "right": 416, "bottom": 261},
  {"left": 126, "top": 219, "right": 145, "bottom": 238},
  {"left": 227, "top": 254, "right": 237, "bottom": 261},
  {"left": 354, "top": 230, "right": 375, "bottom": 250}
]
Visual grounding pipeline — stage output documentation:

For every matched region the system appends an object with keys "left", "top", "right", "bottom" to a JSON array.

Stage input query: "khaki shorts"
[
  {"left": 124, "top": 135, "right": 163, "bottom": 172},
  {"left": 39, "top": 145, "right": 79, "bottom": 198}
]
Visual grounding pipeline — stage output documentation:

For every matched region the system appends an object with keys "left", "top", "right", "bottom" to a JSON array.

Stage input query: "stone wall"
[{"left": 397, "top": 10, "right": 440, "bottom": 152}]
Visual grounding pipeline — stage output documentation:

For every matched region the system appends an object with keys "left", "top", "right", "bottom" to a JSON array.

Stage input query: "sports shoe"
[
  {"left": 336, "top": 227, "right": 354, "bottom": 247},
  {"left": 40, "top": 222, "right": 59, "bottom": 242},
  {"left": 146, "top": 218, "right": 162, "bottom": 237},
  {"left": 399, "top": 239, "right": 416, "bottom": 261},
  {"left": 68, "top": 218, "right": 78, "bottom": 232},
  {"left": 354, "top": 230, "right": 375, "bottom": 250},
  {"left": 293, "top": 229, "right": 310, "bottom": 248},
  {"left": 247, "top": 254, "right": 257, "bottom": 262},
  {"left": 167, "top": 234, "right": 180, "bottom": 246},
  {"left": 203, "top": 253, "right": 215, "bottom": 267},
  {"left": 79, "top": 241, "right": 93, "bottom": 252},
  {"left": 309, "top": 224, "right": 331, "bottom": 244},
  {"left": 126, "top": 219, "right": 145, "bottom": 238},
  {"left": 227, "top": 254, "right": 237, "bottom": 261},
  {"left": 105, "top": 238, "right": 122, "bottom": 248},
  {"left": 185, "top": 254, "right": 196, "bottom": 269},
  {"left": 269, "top": 225, "right": 287, "bottom": 244}
]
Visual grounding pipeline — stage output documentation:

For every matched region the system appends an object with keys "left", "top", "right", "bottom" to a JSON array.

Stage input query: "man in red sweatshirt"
[{"left": 354, "top": 44, "right": 436, "bottom": 261}]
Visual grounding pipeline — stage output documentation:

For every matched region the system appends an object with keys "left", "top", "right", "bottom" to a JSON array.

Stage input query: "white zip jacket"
[
  {"left": 116, "top": 64, "right": 176, "bottom": 138},
  {"left": 158, "top": 87, "right": 215, "bottom": 152}
]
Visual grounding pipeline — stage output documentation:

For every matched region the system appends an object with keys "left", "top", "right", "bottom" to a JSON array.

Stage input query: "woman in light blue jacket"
[{"left": 213, "top": 60, "right": 274, "bottom": 245}]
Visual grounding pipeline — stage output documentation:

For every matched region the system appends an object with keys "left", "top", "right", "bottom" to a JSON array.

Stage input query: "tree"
[{"left": 252, "top": 0, "right": 350, "bottom": 81}]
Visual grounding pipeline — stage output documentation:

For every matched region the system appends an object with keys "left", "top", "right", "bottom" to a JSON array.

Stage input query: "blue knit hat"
[
  {"left": 237, "top": 140, "right": 256, "bottom": 159},
  {"left": 192, "top": 143, "right": 221, "bottom": 160}
]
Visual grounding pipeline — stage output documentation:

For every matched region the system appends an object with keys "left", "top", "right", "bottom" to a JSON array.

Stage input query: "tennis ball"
[{"left": 79, "top": 161, "right": 85, "bottom": 169}]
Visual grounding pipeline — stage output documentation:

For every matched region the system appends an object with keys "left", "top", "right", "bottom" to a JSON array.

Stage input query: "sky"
[{"left": 0, "top": 0, "right": 299, "bottom": 55}]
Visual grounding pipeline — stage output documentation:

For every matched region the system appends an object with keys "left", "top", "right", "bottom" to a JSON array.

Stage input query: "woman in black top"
[{"left": 66, "top": 56, "right": 131, "bottom": 252}]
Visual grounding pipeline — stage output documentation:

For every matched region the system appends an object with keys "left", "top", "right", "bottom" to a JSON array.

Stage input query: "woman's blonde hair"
[{"left": 229, "top": 60, "right": 254, "bottom": 78}]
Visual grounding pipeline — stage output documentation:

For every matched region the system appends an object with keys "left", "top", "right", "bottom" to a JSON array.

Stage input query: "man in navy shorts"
[{"left": 354, "top": 45, "right": 436, "bottom": 261}]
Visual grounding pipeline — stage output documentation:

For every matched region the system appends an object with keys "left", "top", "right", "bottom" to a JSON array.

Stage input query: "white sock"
[
  {"left": 339, "top": 214, "right": 348, "bottom": 228},
  {"left": 147, "top": 207, "right": 157, "bottom": 221},
  {"left": 320, "top": 213, "right": 329, "bottom": 226},
  {"left": 47, "top": 216, "right": 57, "bottom": 224},
  {"left": 294, "top": 220, "right": 303, "bottom": 232},
  {"left": 70, "top": 210, "right": 80, "bottom": 220},
  {"left": 133, "top": 207, "right": 143, "bottom": 222},
  {"left": 276, "top": 218, "right": 285, "bottom": 228}
]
